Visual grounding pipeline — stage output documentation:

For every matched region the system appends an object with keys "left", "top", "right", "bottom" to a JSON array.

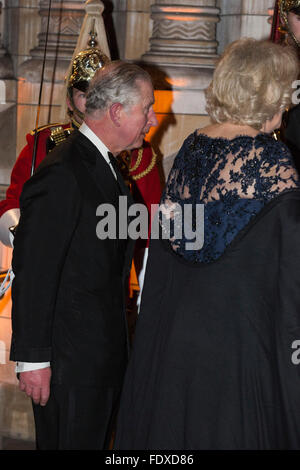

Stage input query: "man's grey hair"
[{"left": 85, "top": 61, "right": 152, "bottom": 116}]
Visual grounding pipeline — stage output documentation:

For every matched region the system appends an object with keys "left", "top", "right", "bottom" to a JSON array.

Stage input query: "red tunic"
[
  {"left": 0, "top": 124, "right": 71, "bottom": 218},
  {"left": 128, "top": 141, "right": 162, "bottom": 295},
  {"left": 130, "top": 140, "right": 162, "bottom": 236}
]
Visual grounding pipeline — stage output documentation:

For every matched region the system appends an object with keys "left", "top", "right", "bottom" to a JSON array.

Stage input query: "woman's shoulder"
[
  {"left": 255, "top": 133, "right": 294, "bottom": 158},
  {"left": 171, "top": 131, "right": 199, "bottom": 165}
]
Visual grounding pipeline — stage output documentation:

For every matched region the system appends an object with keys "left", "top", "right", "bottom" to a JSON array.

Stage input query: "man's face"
[
  {"left": 68, "top": 87, "right": 87, "bottom": 124},
  {"left": 287, "top": 11, "right": 300, "bottom": 43},
  {"left": 118, "top": 80, "right": 158, "bottom": 151}
]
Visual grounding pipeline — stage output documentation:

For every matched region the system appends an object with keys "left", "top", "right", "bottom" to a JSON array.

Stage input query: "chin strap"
[{"left": 67, "top": 106, "right": 83, "bottom": 129}]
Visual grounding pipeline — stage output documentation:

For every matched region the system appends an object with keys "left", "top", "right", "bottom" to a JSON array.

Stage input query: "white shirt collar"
[{"left": 79, "top": 122, "right": 117, "bottom": 179}]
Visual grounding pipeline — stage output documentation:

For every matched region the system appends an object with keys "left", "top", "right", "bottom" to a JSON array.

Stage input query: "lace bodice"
[{"left": 160, "top": 131, "right": 300, "bottom": 263}]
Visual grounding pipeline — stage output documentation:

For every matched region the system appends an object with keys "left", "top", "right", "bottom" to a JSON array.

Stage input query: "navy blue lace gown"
[{"left": 115, "top": 131, "right": 300, "bottom": 450}]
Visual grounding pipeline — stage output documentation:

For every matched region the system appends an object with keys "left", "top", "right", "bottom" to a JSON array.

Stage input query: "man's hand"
[{"left": 19, "top": 367, "right": 51, "bottom": 406}]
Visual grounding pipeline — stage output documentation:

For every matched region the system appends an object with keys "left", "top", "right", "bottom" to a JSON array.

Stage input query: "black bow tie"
[
  {"left": 108, "top": 151, "right": 124, "bottom": 194},
  {"left": 107, "top": 152, "right": 132, "bottom": 201}
]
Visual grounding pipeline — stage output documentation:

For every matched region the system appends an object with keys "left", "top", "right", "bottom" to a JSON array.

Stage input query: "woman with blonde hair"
[{"left": 115, "top": 38, "right": 300, "bottom": 450}]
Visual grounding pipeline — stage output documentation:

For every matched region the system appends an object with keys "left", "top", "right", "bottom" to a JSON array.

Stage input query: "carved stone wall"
[
  {"left": 36, "top": 1, "right": 84, "bottom": 57},
  {"left": 0, "top": 1, "right": 17, "bottom": 187},
  {"left": 144, "top": 0, "right": 219, "bottom": 68},
  {"left": 16, "top": 1, "right": 87, "bottom": 157},
  {"left": 138, "top": 1, "right": 219, "bottom": 178},
  {"left": 217, "top": 0, "right": 271, "bottom": 53}
]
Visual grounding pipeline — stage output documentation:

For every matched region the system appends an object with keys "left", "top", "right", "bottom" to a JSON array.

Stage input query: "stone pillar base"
[{"left": 143, "top": 2, "right": 219, "bottom": 69}]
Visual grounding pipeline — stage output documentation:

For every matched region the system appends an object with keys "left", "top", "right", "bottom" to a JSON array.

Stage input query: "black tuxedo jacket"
[{"left": 10, "top": 130, "right": 135, "bottom": 388}]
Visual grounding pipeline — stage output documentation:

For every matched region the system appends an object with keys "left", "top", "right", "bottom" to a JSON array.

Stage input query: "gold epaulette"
[
  {"left": 30, "top": 123, "right": 74, "bottom": 150},
  {"left": 49, "top": 125, "right": 73, "bottom": 147},
  {"left": 30, "top": 123, "right": 67, "bottom": 136}
]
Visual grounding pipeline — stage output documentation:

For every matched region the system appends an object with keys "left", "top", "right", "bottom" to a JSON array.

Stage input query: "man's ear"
[{"left": 109, "top": 102, "right": 123, "bottom": 127}]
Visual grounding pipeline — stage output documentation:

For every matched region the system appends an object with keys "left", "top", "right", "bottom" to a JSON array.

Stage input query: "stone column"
[
  {"left": 0, "top": 1, "right": 16, "bottom": 189},
  {"left": 0, "top": 1, "right": 14, "bottom": 81},
  {"left": 217, "top": 0, "right": 271, "bottom": 54},
  {"left": 20, "top": 0, "right": 85, "bottom": 83},
  {"left": 139, "top": 1, "right": 220, "bottom": 178},
  {"left": 143, "top": 0, "right": 219, "bottom": 69}
]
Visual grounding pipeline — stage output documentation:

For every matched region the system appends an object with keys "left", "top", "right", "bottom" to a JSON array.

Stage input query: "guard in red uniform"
[{"left": 0, "top": 40, "right": 110, "bottom": 247}]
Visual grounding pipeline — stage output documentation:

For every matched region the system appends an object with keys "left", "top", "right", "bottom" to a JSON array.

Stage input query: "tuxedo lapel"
[
  {"left": 75, "top": 131, "right": 120, "bottom": 203},
  {"left": 74, "top": 131, "right": 135, "bottom": 212}
]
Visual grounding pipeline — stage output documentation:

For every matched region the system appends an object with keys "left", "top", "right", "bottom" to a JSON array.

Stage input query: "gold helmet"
[
  {"left": 67, "top": 30, "right": 110, "bottom": 126},
  {"left": 280, "top": 0, "right": 300, "bottom": 12},
  {"left": 67, "top": 31, "right": 110, "bottom": 93},
  {"left": 279, "top": 0, "right": 300, "bottom": 47}
]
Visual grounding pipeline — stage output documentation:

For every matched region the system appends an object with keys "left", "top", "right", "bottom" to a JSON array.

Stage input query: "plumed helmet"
[
  {"left": 66, "top": 29, "right": 110, "bottom": 127},
  {"left": 67, "top": 31, "right": 110, "bottom": 92}
]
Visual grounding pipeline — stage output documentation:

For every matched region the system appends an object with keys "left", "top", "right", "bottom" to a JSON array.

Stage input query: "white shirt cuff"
[{"left": 15, "top": 361, "right": 50, "bottom": 373}]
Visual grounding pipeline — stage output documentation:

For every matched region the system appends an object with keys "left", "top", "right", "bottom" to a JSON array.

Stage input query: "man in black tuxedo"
[{"left": 9, "top": 61, "right": 158, "bottom": 450}]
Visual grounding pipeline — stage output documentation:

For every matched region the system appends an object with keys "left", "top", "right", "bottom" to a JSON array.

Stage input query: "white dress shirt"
[
  {"left": 79, "top": 122, "right": 117, "bottom": 179},
  {"left": 15, "top": 123, "right": 117, "bottom": 373}
]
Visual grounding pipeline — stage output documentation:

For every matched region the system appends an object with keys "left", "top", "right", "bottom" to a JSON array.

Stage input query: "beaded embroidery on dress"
[{"left": 160, "top": 131, "right": 300, "bottom": 263}]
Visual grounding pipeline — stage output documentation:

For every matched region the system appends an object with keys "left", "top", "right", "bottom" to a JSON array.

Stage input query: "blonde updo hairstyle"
[{"left": 205, "top": 38, "right": 299, "bottom": 130}]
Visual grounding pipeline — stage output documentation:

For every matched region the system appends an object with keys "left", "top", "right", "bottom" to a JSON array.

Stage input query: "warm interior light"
[
  {"left": 161, "top": 7, "right": 198, "bottom": 13},
  {"left": 153, "top": 90, "right": 173, "bottom": 114},
  {"left": 165, "top": 77, "right": 189, "bottom": 88},
  {"left": 165, "top": 16, "right": 197, "bottom": 21}
]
